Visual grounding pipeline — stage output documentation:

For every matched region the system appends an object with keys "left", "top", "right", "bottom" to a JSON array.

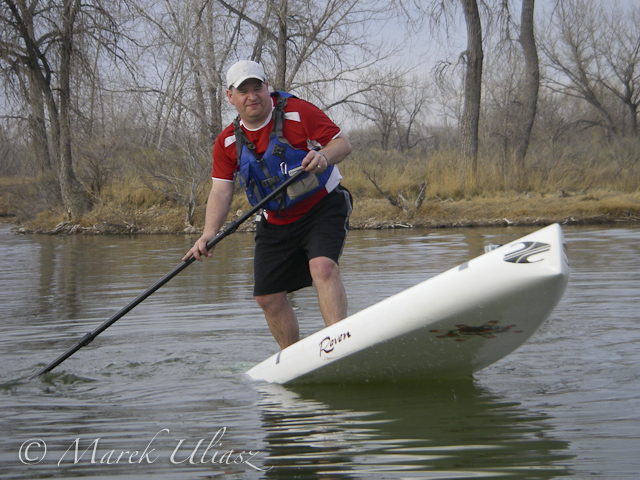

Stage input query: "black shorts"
[{"left": 253, "top": 185, "right": 353, "bottom": 296}]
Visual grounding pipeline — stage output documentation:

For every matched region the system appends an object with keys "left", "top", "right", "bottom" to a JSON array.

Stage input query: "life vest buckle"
[{"left": 272, "top": 144, "right": 286, "bottom": 159}]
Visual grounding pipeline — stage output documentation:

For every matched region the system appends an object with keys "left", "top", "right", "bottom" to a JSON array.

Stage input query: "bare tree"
[
  {"left": 125, "top": 0, "right": 244, "bottom": 225},
  {"left": 480, "top": 0, "right": 539, "bottom": 191},
  {"left": 131, "top": 0, "right": 242, "bottom": 145},
  {"left": 138, "top": 137, "right": 212, "bottom": 227},
  {"left": 395, "top": 0, "right": 484, "bottom": 192},
  {"left": 0, "top": 0, "right": 87, "bottom": 218},
  {"left": 539, "top": 0, "right": 640, "bottom": 140},
  {"left": 1, "top": 0, "right": 130, "bottom": 219},
  {"left": 459, "top": 0, "right": 483, "bottom": 192},
  {"left": 57, "top": 0, "right": 88, "bottom": 218},
  {"left": 349, "top": 68, "right": 431, "bottom": 151},
  {"left": 514, "top": 0, "right": 539, "bottom": 190},
  {"left": 350, "top": 69, "right": 402, "bottom": 151},
  {"left": 597, "top": 5, "right": 640, "bottom": 138},
  {"left": 482, "top": 44, "right": 520, "bottom": 188},
  {"left": 0, "top": 123, "right": 18, "bottom": 175},
  {"left": 216, "top": 0, "right": 395, "bottom": 109},
  {"left": 275, "top": 0, "right": 287, "bottom": 90},
  {"left": 0, "top": 2, "right": 51, "bottom": 175}
]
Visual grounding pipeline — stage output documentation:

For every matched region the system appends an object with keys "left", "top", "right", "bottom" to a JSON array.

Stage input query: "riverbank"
[{"left": 6, "top": 188, "right": 640, "bottom": 235}]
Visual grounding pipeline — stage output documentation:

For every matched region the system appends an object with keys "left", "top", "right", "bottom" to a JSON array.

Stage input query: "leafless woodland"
[{"left": 1, "top": 0, "right": 639, "bottom": 226}]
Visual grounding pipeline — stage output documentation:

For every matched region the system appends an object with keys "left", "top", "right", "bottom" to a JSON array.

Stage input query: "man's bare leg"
[
  {"left": 255, "top": 291, "right": 299, "bottom": 349},
  {"left": 309, "top": 256, "right": 347, "bottom": 326}
]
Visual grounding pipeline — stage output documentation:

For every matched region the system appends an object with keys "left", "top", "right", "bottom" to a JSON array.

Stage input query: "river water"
[{"left": 1, "top": 222, "right": 639, "bottom": 479}]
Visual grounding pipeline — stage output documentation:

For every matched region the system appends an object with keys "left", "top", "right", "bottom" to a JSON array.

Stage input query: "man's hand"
[
  {"left": 183, "top": 236, "right": 215, "bottom": 262},
  {"left": 300, "top": 134, "right": 352, "bottom": 174},
  {"left": 182, "top": 180, "right": 234, "bottom": 262},
  {"left": 301, "top": 150, "right": 328, "bottom": 173}
]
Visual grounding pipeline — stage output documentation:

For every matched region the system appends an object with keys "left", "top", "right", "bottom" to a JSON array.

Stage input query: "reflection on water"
[
  {"left": 258, "top": 381, "right": 572, "bottom": 479},
  {"left": 1, "top": 224, "right": 639, "bottom": 478}
]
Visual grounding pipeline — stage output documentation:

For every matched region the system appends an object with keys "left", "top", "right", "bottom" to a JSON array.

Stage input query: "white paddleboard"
[{"left": 246, "top": 223, "right": 570, "bottom": 384}]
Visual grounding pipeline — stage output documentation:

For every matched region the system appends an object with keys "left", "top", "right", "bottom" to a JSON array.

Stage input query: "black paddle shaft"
[{"left": 30, "top": 169, "right": 306, "bottom": 379}]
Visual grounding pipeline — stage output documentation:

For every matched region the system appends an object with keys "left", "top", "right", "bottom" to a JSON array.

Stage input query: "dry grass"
[
  {"left": 338, "top": 146, "right": 640, "bottom": 228},
  {"left": 100, "top": 175, "right": 167, "bottom": 208},
  {"left": 342, "top": 143, "right": 640, "bottom": 197},
  {"left": 3, "top": 144, "right": 640, "bottom": 233},
  {"left": 341, "top": 149, "right": 465, "bottom": 201},
  {"left": 348, "top": 189, "right": 640, "bottom": 228}
]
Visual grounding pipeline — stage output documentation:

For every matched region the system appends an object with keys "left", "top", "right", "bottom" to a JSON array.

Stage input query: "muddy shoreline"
[
  {"left": 4, "top": 190, "right": 640, "bottom": 235},
  {"left": 5, "top": 212, "right": 638, "bottom": 236}
]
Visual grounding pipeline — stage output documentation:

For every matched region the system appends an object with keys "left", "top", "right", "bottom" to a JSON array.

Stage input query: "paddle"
[{"left": 30, "top": 168, "right": 306, "bottom": 379}]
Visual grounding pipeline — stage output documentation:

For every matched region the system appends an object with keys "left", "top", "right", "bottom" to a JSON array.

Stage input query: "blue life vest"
[{"left": 234, "top": 91, "right": 334, "bottom": 213}]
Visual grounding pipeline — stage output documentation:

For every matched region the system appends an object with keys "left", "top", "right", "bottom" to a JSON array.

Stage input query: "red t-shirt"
[{"left": 212, "top": 95, "right": 342, "bottom": 224}]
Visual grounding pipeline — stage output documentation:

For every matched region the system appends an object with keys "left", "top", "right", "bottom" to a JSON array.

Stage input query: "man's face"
[{"left": 226, "top": 79, "right": 271, "bottom": 127}]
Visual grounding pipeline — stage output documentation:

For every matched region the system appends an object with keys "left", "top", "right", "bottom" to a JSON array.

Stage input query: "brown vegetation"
[
  {"left": 4, "top": 143, "right": 639, "bottom": 235},
  {"left": 2, "top": 0, "right": 639, "bottom": 235}
]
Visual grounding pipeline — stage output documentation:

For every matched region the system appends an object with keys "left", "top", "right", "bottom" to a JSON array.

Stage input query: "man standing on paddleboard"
[{"left": 183, "top": 60, "right": 353, "bottom": 349}]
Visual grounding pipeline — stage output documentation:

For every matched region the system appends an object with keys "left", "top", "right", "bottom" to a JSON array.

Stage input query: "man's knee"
[
  {"left": 309, "top": 257, "right": 340, "bottom": 284},
  {"left": 255, "top": 291, "right": 287, "bottom": 313}
]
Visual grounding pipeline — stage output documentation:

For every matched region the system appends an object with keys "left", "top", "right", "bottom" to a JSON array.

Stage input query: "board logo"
[
  {"left": 430, "top": 320, "right": 522, "bottom": 342},
  {"left": 504, "top": 241, "right": 550, "bottom": 264},
  {"left": 319, "top": 332, "right": 351, "bottom": 356}
]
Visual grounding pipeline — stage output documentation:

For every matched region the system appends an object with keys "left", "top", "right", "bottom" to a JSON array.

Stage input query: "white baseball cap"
[{"left": 226, "top": 60, "right": 266, "bottom": 89}]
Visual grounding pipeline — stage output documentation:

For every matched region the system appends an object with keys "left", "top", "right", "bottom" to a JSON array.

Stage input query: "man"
[{"left": 183, "top": 60, "right": 352, "bottom": 349}]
